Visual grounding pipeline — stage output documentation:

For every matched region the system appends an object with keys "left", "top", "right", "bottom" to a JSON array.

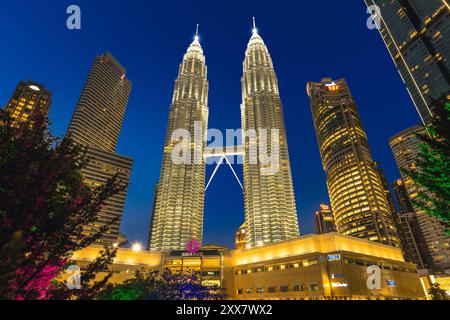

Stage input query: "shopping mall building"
[{"left": 72, "top": 233, "right": 426, "bottom": 300}]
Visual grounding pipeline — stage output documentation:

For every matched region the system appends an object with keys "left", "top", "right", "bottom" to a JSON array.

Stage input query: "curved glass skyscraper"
[{"left": 307, "top": 78, "right": 400, "bottom": 247}]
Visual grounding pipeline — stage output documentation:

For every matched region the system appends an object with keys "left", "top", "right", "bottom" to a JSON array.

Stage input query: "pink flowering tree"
[{"left": 0, "top": 110, "right": 123, "bottom": 300}]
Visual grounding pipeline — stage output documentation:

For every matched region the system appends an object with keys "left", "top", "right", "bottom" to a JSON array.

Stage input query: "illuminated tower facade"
[
  {"left": 389, "top": 125, "right": 450, "bottom": 270},
  {"left": 314, "top": 204, "right": 336, "bottom": 235},
  {"left": 235, "top": 222, "right": 247, "bottom": 250},
  {"left": 5, "top": 80, "right": 51, "bottom": 126},
  {"left": 307, "top": 78, "right": 400, "bottom": 247},
  {"left": 149, "top": 31, "right": 209, "bottom": 251},
  {"left": 241, "top": 22, "right": 299, "bottom": 248},
  {"left": 392, "top": 179, "right": 428, "bottom": 269},
  {"left": 392, "top": 179, "right": 414, "bottom": 214},
  {"left": 365, "top": 0, "right": 450, "bottom": 124},
  {"left": 68, "top": 52, "right": 131, "bottom": 152},
  {"left": 67, "top": 52, "right": 133, "bottom": 246},
  {"left": 375, "top": 164, "right": 397, "bottom": 216}
]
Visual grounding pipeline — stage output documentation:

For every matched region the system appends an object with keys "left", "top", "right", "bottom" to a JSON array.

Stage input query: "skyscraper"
[
  {"left": 4, "top": 80, "right": 51, "bottom": 126},
  {"left": 149, "top": 31, "right": 209, "bottom": 251},
  {"left": 389, "top": 124, "right": 450, "bottom": 271},
  {"left": 307, "top": 78, "right": 400, "bottom": 247},
  {"left": 392, "top": 179, "right": 414, "bottom": 214},
  {"left": 392, "top": 179, "right": 429, "bottom": 269},
  {"left": 374, "top": 165, "right": 410, "bottom": 259},
  {"left": 235, "top": 222, "right": 247, "bottom": 250},
  {"left": 375, "top": 164, "right": 398, "bottom": 216},
  {"left": 365, "top": 0, "right": 450, "bottom": 124},
  {"left": 67, "top": 52, "right": 133, "bottom": 246},
  {"left": 147, "top": 183, "right": 159, "bottom": 250},
  {"left": 314, "top": 204, "right": 336, "bottom": 234},
  {"left": 68, "top": 52, "right": 131, "bottom": 152},
  {"left": 241, "top": 21, "right": 299, "bottom": 248}
]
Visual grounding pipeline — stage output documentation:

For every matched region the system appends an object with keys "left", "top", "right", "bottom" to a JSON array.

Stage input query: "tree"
[
  {"left": 428, "top": 283, "right": 449, "bottom": 300},
  {"left": 0, "top": 110, "right": 124, "bottom": 300},
  {"left": 404, "top": 99, "right": 450, "bottom": 235},
  {"left": 98, "top": 269, "right": 227, "bottom": 300}
]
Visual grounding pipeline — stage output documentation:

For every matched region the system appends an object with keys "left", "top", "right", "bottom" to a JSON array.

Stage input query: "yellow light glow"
[
  {"left": 132, "top": 242, "right": 142, "bottom": 252},
  {"left": 332, "top": 282, "right": 348, "bottom": 288}
]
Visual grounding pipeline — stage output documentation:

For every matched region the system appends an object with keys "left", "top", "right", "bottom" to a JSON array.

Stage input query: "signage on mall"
[
  {"left": 327, "top": 253, "right": 341, "bottom": 261},
  {"left": 186, "top": 239, "right": 200, "bottom": 254}
]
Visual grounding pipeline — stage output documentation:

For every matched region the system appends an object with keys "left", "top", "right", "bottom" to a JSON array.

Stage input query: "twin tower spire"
[
  {"left": 149, "top": 19, "right": 299, "bottom": 252},
  {"left": 189, "top": 17, "right": 259, "bottom": 49}
]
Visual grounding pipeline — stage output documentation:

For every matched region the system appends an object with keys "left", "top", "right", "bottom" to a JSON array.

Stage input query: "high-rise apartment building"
[
  {"left": 241, "top": 23, "right": 299, "bottom": 248},
  {"left": 149, "top": 33, "right": 209, "bottom": 251},
  {"left": 307, "top": 78, "right": 400, "bottom": 247},
  {"left": 365, "top": 0, "right": 450, "bottom": 124},
  {"left": 314, "top": 204, "right": 337, "bottom": 234},
  {"left": 4, "top": 80, "right": 51, "bottom": 126},
  {"left": 389, "top": 124, "right": 450, "bottom": 271},
  {"left": 67, "top": 52, "right": 133, "bottom": 246}
]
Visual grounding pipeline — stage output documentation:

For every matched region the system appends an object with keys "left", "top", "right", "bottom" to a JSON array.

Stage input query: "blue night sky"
[{"left": 0, "top": 1, "right": 422, "bottom": 248}]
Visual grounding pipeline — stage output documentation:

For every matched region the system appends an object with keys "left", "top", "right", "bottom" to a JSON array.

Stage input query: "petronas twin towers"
[
  {"left": 149, "top": 22, "right": 299, "bottom": 251},
  {"left": 149, "top": 32, "right": 209, "bottom": 251}
]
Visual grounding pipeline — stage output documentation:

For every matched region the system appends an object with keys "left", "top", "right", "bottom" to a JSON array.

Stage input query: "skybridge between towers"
[{"left": 203, "top": 145, "right": 244, "bottom": 192}]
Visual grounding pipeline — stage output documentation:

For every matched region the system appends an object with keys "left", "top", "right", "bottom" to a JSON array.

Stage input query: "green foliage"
[
  {"left": 50, "top": 246, "right": 118, "bottom": 300},
  {"left": 404, "top": 101, "right": 450, "bottom": 234},
  {"left": 98, "top": 269, "right": 227, "bottom": 300},
  {"left": 0, "top": 110, "right": 124, "bottom": 299}
]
